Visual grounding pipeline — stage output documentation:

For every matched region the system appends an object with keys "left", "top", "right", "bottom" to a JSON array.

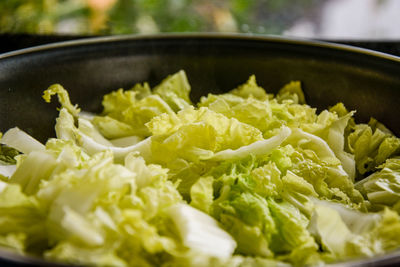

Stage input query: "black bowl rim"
[{"left": 1, "top": 32, "right": 400, "bottom": 63}]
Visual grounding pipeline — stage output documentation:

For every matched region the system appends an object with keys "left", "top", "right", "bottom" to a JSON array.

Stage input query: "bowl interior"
[{"left": 1, "top": 35, "right": 400, "bottom": 267}]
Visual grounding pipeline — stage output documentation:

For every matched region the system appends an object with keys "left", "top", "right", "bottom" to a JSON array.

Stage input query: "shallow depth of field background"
[{"left": 1, "top": 0, "right": 399, "bottom": 39}]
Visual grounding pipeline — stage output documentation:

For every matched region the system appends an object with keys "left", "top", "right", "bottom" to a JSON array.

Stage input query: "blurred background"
[{"left": 1, "top": 0, "right": 399, "bottom": 39}]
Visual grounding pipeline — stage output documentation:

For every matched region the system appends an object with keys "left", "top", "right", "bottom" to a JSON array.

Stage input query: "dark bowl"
[{"left": 1, "top": 34, "right": 400, "bottom": 266}]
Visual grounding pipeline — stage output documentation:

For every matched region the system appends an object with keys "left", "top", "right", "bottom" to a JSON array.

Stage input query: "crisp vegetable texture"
[{"left": 1, "top": 70, "right": 400, "bottom": 266}]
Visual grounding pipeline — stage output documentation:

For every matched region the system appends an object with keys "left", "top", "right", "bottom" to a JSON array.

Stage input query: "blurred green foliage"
[
  {"left": 0, "top": 0, "right": 89, "bottom": 34},
  {"left": 107, "top": 0, "right": 206, "bottom": 34},
  {"left": 0, "top": 0, "right": 319, "bottom": 35}
]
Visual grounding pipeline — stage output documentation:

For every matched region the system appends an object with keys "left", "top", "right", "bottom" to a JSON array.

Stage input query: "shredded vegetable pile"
[{"left": 1, "top": 70, "right": 400, "bottom": 267}]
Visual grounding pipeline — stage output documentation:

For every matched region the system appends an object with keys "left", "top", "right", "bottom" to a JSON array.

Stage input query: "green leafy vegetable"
[
  {"left": 347, "top": 119, "right": 400, "bottom": 176},
  {"left": 1, "top": 128, "right": 45, "bottom": 154},
  {"left": 153, "top": 70, "right": 192, "bottom": 111},
  {"left": 0, "top": 145, "right": 19, "bottom": 165},
  {"left": 355, "top": 158, "right": 400, "bottom": 212},
  {"left": 1, "top": 70, "right": 400, "bottom": 266}
]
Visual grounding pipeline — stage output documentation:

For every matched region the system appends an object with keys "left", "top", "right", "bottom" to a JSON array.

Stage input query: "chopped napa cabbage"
[
  {"left": 347, "top": 119, "right": 400, "bottom": 176},
  {"left": 1, "top": 127, "right": 45, "bottom": 154},
  {"left": 0, "top": 143, "right": 19, "bottom": 165},
  {"left": 96, "top": 89, "right": 175, "bottom": 138},
  {"left": 153, "top": 70, "right": 192, "bottom": 111},
  {"left": 279, "top": 129, "right": 365, "bottom": 209},
  {"left": 91, "top": 70, "right": 192, "bottom": 139},
  {"left": 190, "top": 176, "right": 214, "bottom": 213},
  {"left": 325, "top": 112, "right": 356, "bottom": 180},
  {"left": 43, "top": 84, "right": 80, "bottom": 117},
  {"left": 53, "top": 108, "right": 152, "bottom": 162},
  {"left": 55, "top": 108, "right": 76, "bottom": 141},
  {"left": 309, "top": 199, "right": 400, "bottom": 261},
  {"left": 229, "top": 75, "right": 270, "bottom": 101},
  {"left": 0, "top": 164, "right": 16, "bottom": 179},
  {"left": 2, "top": 72, "right": 400, "bottom": 267},
  {"left": 167, "top": 203, "right": 236, "bottom": 259},
  {"left": 211, "top": 126, "right": 291, "bottom": 161},
  {"left": 355, "top": 158, "right": 400, "bottom": 212},
  {"left": 147, "top": 106, "right": 263, "bottom": 167},
  {"left": 92, "top": 116, "right": 138, "bottom": 139},
  {"left": 276, "top": 81, "right": 305, "bottom": 104}
]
